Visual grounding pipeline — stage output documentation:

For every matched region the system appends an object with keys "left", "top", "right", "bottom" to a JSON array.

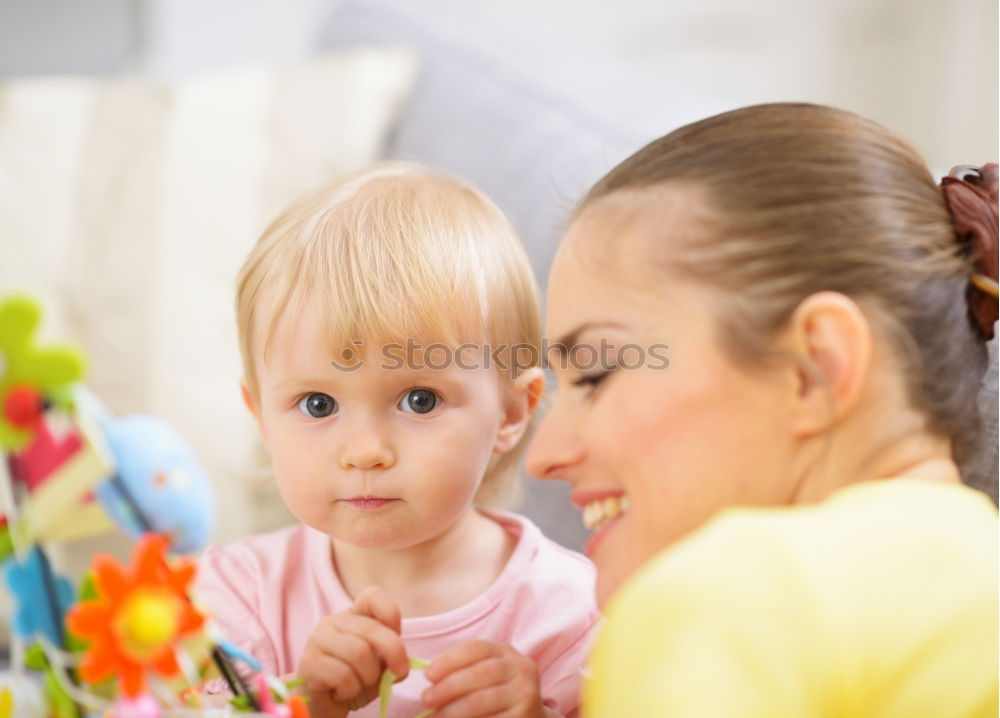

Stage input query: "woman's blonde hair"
[
  {"left": 237, "top": 163, "right": 542, "bottom": 506},
  {"left": 577, "top": 102, "right": 989, "bottom": 465}
]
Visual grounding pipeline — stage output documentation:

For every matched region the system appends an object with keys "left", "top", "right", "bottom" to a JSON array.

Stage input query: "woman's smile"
[{"left": 570, "top": 489, "right": 631, "bottom": 556}]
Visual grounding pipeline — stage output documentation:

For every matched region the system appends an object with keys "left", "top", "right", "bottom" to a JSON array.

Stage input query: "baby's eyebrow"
[
  {"left": 268, "top": 377, "right": 336, "bottom": 391},
  {"left": 385, "top": 369, "right": 467, "bottom": 389}
]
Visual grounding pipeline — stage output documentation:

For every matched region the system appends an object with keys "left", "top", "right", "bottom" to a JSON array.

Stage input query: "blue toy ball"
[{"left": 95, "top": 415, "right": 214, "bottom": 554}]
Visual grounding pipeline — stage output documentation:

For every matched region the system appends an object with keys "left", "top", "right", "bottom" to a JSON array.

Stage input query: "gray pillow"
[{"left": 317, "top": 0, "right": 726, "bottom": 294}]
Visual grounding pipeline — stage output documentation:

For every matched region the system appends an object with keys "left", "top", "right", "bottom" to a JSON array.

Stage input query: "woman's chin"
[
  {"left": 594, "top": 562, "right": 634, "bottom": 609},
  {"left": 590, "top": 523, "right": 640, "bottom": 609}
]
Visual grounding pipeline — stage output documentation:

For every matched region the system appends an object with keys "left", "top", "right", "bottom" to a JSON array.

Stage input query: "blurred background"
[
  {"left": 0, "top": 0, "right": 996, "bottom": 569},
  {"left": 2, "top": 0, "right": 995, "bottom": 167}
]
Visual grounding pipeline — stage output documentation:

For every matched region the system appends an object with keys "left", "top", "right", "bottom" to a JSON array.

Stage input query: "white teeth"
[{"left": 582, "top": 495, "right": 629, "bottom": 531}]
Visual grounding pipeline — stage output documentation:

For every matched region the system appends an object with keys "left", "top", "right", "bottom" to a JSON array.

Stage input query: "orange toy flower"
[
  {"left": 288, "top": 695, "right": 309, "bottom": 718},
  {"left": 67, "top": 534, "right": 205, "bottom": 697}
]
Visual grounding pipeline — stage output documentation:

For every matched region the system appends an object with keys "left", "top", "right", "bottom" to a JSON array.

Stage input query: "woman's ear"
[
  {"left": 494, "top": 367, "right": 546, "bottom": 454},
  {"left": 784, "top": 291, "right": 873, "bottom": 436},
  {"left": 241, "top": 379, "right": 268, "bottom": 445}
]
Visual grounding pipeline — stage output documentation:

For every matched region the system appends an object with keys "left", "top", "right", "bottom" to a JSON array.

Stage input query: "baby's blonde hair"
[{"left": 236, "top": 163, "right": 542, "bottom": 506}]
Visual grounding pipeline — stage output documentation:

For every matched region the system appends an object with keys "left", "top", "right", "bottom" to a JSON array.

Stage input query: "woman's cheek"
[{"left": 593, "top": 379, "right": 675, "bottom": 471}]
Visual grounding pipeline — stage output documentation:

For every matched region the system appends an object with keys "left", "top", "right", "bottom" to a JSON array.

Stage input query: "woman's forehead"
[
  {"left": 546, "top": 194, "right": 712, "bottom": 341},
  {"left": 569, "top": 184, "right": 710, "bottom": 250}
]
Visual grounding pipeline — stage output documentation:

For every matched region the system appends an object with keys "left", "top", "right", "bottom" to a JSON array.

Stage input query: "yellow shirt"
[{"left": 585, "top": 479, "right": 998, "bottom": 718}]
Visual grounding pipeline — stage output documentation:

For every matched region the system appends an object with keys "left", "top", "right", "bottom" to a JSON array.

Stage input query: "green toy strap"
[{"left": 378, "top": 657, "right": 433, "bottom": 718}]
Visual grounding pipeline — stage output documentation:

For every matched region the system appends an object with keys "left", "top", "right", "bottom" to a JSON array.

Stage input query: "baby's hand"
[
  {"left": 421, "top": 640, "right": 554, "bottom": 718},
  {"left": 296, "top": 586, "right": 409, "bottom": 717}
]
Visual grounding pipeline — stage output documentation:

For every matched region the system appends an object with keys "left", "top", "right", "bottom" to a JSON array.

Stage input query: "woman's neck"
[
  {"left": 329, "top": 507, "right": 516, "bottom": 617},
  {"left": 791, "top": 405, "right": 961, "bottom": 505}
]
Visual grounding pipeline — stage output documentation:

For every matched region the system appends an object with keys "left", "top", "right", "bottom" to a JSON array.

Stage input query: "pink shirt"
[{"left": 194, "top": 511, "right": 599, "bottom": 717}]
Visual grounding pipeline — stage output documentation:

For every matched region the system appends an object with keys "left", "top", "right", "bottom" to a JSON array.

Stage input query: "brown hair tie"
[{"left": 940, "top": 162, "right": 998, "bottom": 340}]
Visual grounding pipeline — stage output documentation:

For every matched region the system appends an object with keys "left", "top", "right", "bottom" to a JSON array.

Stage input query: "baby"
[{"left": 195, "top": 164, "right": 598, "bottom": 717}]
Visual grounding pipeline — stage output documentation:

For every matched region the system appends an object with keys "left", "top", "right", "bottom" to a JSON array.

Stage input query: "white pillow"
[{"left": 0, "top": 50, "right": 417, "bottom": 546}]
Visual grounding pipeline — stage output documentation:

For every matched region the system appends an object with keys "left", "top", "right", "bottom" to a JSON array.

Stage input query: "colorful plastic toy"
[
  {"left": 0, "top": 294, "right": 298, "bottom": 717},
  {"left": 95, "top": 414, "right": 214, "bottom": 555},
  {"left": 67, "top": 534, "right": 205, "bottom": 697},
  {"left": 0, "top": 295, "right": 84, "bottom": 454},
  {"left": 4, "top": 546, "right": 75, "bottom": 647}
]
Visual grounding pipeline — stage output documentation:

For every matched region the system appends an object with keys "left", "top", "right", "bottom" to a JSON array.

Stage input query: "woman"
[{"left": 526, "top": 103, "right": 998, "bottom": 717}]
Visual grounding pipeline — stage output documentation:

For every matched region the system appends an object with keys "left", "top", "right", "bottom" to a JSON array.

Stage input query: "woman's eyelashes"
[
  {"left": 298, "top": 392, "right": 338, "bottom": 418},
  {"left": 572, "top": 368, "right": 615, "bottom": 396},
  {"left": 399, "top": 388, "right": 440, "bottom": 415}
]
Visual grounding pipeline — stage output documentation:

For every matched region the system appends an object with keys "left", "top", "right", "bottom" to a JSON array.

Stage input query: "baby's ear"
[
  {"left": 494, "top": 367, "right": 545, "bottom": 454},
  {"left": 520, "top": 366, "right": 545, "bottom": 413},
  {"left": 240, "top": 379, "right": 258, "bottom": 415},
  {"left": 240, "top": 379, "right": 268, "bottom": 443}
]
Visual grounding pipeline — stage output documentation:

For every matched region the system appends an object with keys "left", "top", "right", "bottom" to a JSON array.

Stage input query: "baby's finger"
[
  {"left": 324, "top": 631, "right": 384, "bottom": 689},
  {"left": 303, "top": 650, "right": 364, "bottom": 703},
  {"left": 424, "top": 684, "right": 511, "bottom": 718},
  {"left": 335, "top": 612, "right": 409, "bottom": 680},
  {"left": 424, "top": 640, "right": 500, "bottom": 683},
  {"left": 352, "top": 585, "right": 402, "bottom": 633},
  {"left": 422, "top": 656, "right": 511, "bottom": 710}
]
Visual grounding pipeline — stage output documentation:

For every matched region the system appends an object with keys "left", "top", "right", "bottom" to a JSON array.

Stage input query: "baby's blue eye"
[
  {"left": 298, "top": 393, "right": 337, "bottom": 418},
  {"left": 399, "top": 389, "right": 438, "bottom": 415}
]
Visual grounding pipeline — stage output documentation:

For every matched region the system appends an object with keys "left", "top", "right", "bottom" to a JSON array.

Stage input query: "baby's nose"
[{"left": 339, "top": 424, "right": 396, "bottom": 470}]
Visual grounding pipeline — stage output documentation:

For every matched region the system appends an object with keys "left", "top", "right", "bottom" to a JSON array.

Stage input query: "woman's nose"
[
  {"left": 525, "top": 402, "right": 583, "bottom": 482},
  {"left": 339, "top": 417, "right": 396, "bottom": 470}
]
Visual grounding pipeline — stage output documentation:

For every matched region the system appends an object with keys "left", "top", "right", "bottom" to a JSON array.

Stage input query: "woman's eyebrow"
[{"left": 549, "top": 322, "right": 627, "bottom": 361}]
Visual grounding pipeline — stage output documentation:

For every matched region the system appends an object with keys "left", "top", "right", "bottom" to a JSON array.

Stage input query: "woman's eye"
[
  {"left": 297, "top": 392, "right": 338, "bottom": 418},
  {"left": 399, "top": 388, "right": 438, "bottom": 414},
  {"left": 572, "top": 370, "right": 611, "bottom": 393}
]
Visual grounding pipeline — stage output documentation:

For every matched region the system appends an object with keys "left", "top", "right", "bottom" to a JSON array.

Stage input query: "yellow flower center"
[{"left": 114, "top": 589, "right": 180, "bottom": 661}]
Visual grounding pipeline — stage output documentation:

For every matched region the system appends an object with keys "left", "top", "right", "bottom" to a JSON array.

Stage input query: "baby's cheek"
[
  {"left": 441, "top": 463, "right": 483, "bottom": 506},
  {"left": 272, "top": 462, "right": 327, "bottom": 516}
]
